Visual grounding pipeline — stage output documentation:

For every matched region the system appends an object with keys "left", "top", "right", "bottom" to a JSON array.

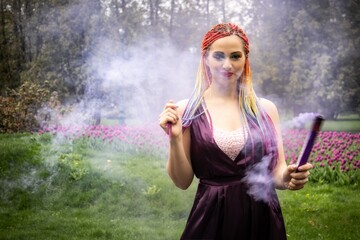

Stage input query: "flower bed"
[
  {"left": 282, "top": 129, "right": 360, "bottom": 184},
  {"left": 39, "top": 125, "right": 360, "bottom": 184},
  {"left": 39, "top": 124, "right": 168, "bottom": 156}
]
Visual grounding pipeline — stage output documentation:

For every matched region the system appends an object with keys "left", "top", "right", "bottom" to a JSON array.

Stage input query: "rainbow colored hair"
[{"left": 182, "top": 23, "right": 279, "bottom": 169}]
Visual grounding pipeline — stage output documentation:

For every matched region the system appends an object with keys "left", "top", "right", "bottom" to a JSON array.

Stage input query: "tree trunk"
[
  {"left": 0, "top": 0, "right": 22, "bottom": 93},
  {"left": 221, "top": 0, "right": 226, "bottom": 22},
  {"left": 149, "top": 0, "right": 160, "bottom": 26},
  {"left": 113, "top": 0, "right": 121, "bottom": 24},
  {"left": 0, "top": 0, "right": 11, "bottom": 95},
  {"left": 149, "top": 0, "right": 154, "bottom": 25},
  {"left": 169, "top": 0, "right": 175, "bottom": 37},
  {"left": 12, "top": 0, "right": 26, "bottom": 69},
  {"left": 206, "top": 0, "right": 210, "bottom": 26}
]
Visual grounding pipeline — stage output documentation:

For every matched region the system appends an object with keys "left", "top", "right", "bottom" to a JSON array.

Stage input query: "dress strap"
[{"left": 200, "top": 100, "right": 215, "bottom": 143}]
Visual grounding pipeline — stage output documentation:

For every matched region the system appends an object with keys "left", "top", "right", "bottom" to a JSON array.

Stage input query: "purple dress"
[{"left": 180, "top": 106, "right": 287, "bottom": 240}]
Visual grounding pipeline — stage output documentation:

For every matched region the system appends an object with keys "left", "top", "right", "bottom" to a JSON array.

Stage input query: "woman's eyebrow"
[
  {"left": 211, "top": 51, "right": 242, "bottom": 56},
  {"left": 212, "top": 51, "right": 242, "bottom": 54}
]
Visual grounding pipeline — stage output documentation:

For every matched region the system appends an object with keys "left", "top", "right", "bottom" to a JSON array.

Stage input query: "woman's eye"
[
  {"left": 230, "top": 53, "right": 242, "bottom": 60},
  {"left": 213, "top": 52, "right": 225, "bottom": 60}
]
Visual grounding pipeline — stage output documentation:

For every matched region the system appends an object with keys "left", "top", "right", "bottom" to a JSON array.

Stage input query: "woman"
[{"left": 159, "top": 23, "right": 312, "bottom": 240}]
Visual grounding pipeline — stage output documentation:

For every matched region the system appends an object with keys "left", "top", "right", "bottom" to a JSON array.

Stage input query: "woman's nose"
[{"left": 222, "top": 58, "right": 232, "bottom": 70}]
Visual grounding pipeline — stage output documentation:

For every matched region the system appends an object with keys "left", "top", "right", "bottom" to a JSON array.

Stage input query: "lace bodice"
[{"left": 213, "top": 127, "right": 248, "bottom": 161}]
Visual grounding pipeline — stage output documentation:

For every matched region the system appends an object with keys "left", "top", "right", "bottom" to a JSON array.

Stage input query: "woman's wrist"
[
  {"left": 277, "top": 181, "right": 289, "bottom": 190},
  {"left": 169, "top": 134, "right": 182, "bottom": 145},
  {"left": 282, "top": 181, "right": 290, "bottom": 190},
  {"left": 273, "top": 177, "right": 290, "bottom": 190}
]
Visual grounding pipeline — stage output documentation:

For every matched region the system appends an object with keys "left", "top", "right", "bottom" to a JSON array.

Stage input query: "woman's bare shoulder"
[
  {"left": 258, "top": 98, "right": 279, "bottom": 122},
  {"left": 176, "top": 99, "right": 189, "bottom": 107},
  {"left": 259, "top": 98, "right": 277, "bottom": 110},
  {"left": 176, "top": 99, "right": 189, "bottom": 114}
]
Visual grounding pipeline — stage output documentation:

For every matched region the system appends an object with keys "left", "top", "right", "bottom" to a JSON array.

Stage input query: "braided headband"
[{"left": 201, "top": 23, "right": 250, "bottom": 57}]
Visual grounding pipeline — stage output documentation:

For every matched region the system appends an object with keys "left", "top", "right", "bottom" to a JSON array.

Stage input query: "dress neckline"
[
  {"left": 199, "top": 101, "right": 249, "bottom": 162},
  {"left": 213, "top": 127, "right": 244, "bottom": 133},
  {"left": 213, "top": 127, "right": 248, "bottom": 161}
]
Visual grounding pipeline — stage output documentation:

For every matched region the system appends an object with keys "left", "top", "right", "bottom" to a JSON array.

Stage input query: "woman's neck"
[{"left": 205, "top": 82, "right": 238, "bottom": 101}]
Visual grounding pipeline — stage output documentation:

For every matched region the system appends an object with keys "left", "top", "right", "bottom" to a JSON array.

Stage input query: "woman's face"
[{"left": 206, "top": 35, "right": 246, "bottom": 86}]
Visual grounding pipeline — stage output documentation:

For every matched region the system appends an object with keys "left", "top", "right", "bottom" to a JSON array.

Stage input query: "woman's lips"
[{"left": 221, "top": 71, "right": 234, "bottom": 78}]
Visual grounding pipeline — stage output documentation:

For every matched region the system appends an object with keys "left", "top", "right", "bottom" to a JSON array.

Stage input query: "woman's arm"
[
  {"left": 259, "top": 98, "right": 313, "bottom": 190},
  {"left": 159, "top": 100, "right": 194, "bottom": 190}
]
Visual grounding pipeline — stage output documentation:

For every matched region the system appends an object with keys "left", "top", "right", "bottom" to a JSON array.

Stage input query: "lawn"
[
  {"left": 322, "top": 119, "right": 360, "bottom": 132},
  {"left": 0, "top": 122, "right": 359, "bottom": 239},
  {"left": 278, "top": 184, "right": 360, "bottom": 240}
]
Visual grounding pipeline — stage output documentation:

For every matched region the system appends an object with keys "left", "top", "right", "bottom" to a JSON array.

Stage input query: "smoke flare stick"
[
  {"left": 296, "top": 115, "right": 325, "bottom": 171},
  {"left": 167, "top": 122, "right": 172, "bottom": 138}
]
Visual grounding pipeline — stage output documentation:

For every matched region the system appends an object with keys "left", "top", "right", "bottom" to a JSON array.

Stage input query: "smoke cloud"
[
  {"left": 89, "top": 38, "right": 198, "bottom": 124},
  {"left": 283, "top": 112, "right": 319, "bottom": 129},
  {"left": 45, "top": 37, "right": 199, "bottom": 128},
  {"left": 243, "top": 154, "right": 276, "bottom": 204}
]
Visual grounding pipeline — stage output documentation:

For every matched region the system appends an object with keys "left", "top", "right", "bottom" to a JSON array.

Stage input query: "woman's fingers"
[
  {"left": 159, "top": 101, "right": 180, "bottom": 131},
  {"left": 287, "top": 170, "right": 310, "bottom": 190},
  {"left": 291, "top": 170, "right": 310, "bottom": 179},
  {"left": 297, "top": 163, "right": 314, "bottom": 172},
  {"left": 163, "top": 100, "right": 178, "bottom": 111},
  {"left": 159, "top": 115, "right": 178, "bottom": 130},
  {"left": 287, "top": 182, "right": 304, "bottom": 190},
  {"left": 290, "top": 177, "right": 309, "bottom": 186},
  {"left": 159, "top": 109, "right": 178, "bottom": 124},
  {"left": 284, "top": 164, "right": 312, "bottom": 190}
]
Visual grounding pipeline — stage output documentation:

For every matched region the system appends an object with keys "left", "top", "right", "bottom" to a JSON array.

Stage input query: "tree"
[
  {"left": 249, "top": 0, "right": 360, "bottom": 118},
  {"left": 0, "top": 0, "right": 23, "bottom": 95},
  {"left": 0, "top": 0, "right": 358, "bottom": 126}
]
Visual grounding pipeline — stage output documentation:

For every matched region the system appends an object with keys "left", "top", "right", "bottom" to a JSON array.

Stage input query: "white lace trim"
[{"left": 213, "top": 127, "right": 248, "bottom": 161}]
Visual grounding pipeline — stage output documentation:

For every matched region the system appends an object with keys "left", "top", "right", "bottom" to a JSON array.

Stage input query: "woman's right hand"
[{"left": 159, "top": 100, "right": 183, "bottom": 138}]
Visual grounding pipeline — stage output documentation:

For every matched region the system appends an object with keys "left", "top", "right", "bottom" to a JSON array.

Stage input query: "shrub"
[{"left": 0, "top": 81, "right": 59, "bottom": 133}]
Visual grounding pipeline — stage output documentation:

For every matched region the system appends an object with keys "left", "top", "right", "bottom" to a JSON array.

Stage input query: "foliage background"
[{"left": 0, "top": 0, "right": 359, "bottom": 132}]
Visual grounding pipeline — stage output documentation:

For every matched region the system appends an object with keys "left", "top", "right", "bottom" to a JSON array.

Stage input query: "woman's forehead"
[{"left": 209, "top": 35, "right": 244, "bottom": 52}]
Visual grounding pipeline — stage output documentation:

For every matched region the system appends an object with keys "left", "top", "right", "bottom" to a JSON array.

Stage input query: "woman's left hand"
[{"left": 282, "top": 163, "right": 313, "bottom": 190}]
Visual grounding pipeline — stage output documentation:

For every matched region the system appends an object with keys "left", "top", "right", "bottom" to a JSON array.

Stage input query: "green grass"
[
  {"left": 322, "top": 119, "right": 360, "bottom": 132},
  {"left": 280, "top": 113, "right": 360, "bottom": 132},
  {"left": 278, "top": 184, "right": 360, "bottom": 240},
  {"left": 0, "top": 133, "right": 359, "bottom": 240},
  {"left": 306, "top": 119, "right": 360, "bottom": 132}
]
